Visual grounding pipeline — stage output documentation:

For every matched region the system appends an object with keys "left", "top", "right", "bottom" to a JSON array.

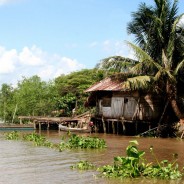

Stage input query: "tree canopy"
[{"left": 0, "top": 69, "right": 106, "bottom": 122}]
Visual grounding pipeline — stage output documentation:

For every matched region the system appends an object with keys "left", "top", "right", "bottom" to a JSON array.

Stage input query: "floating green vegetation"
[
  {"left": 5, "top": 131, "right": 54, "bottom": 148},
  {"left": 58, "top": 134, "right": 107, "bottom": 151},
  {"left": 97, "top": 140, "right": 183, "bottom": 180},
  {"left": 70, "top": 160, "right": 96, "bottom": 170},
  {"left": 23, "top": 133, "right": 54, "bottom": 148},
  {"left": 5, "top": 131, "right": 107, "bottom": 151},
  {"left": 5, "top": 131, "right": 20, "bottom": 140}
]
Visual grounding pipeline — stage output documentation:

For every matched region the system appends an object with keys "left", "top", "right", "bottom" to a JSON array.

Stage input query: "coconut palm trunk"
[{"left": 166, "top": 80, "right": 183, "bottom": 119}]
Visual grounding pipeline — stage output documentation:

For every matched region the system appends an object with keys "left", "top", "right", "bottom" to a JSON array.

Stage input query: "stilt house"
[{"left": 85, "top": 76, "right": 163, "bottom": 135}]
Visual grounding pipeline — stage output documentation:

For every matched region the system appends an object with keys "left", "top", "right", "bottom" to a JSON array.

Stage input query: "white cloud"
[
  {"left": 38, "top": 55, "right": 84, "bottom": 81},
  {"left": 19, "top": 46, "right": 45, "bottom": 66},
  {"left": 0, "top": 47, "right": 18, "bottom": 74},
  {"left": 0, "top": 45, "right": 85, "bottom": 86}
]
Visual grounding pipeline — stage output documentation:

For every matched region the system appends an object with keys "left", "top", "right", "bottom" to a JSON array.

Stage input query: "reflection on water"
[{"left": 0, "top": 130, "right": 184, "bottom": 184}]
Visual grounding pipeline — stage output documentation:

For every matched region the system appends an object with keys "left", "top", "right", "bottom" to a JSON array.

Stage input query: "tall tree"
[
  {"left": 54, "top": 69, "right": 105, "bottom": 115},
  {"left": 0, "top": 84, "right": 14, "bottom": 122},
  {"left": 14, "top": 75, "right": 55, "bottom": 117}
]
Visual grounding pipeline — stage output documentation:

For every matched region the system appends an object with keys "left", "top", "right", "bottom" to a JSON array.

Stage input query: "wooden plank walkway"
[{"left": 18, "top": 111, "right": 92, "bottom": 130}]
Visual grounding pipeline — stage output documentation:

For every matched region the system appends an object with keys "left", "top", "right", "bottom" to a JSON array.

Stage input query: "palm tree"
[
  {"left": 125, "top": 41, "right": 184, "bottom": 119},
  {"left": 127, "top": 0, "right": 184, "bottom": 65},
  {"left": 96, "top": 0, "right": 184, "bottom": 121},
  {"left": 126, "top": 0, "right": 184, "bottom": 120},
  {"left": 95, "top": 56, "right": 138, "bottom": 73}
]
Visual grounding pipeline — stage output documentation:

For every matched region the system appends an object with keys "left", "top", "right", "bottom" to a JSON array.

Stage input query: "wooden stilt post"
[
  {"left": 33, "top": 120, "right": 36, "bottom": 129},
  {"left": 39, "top": 122, "right": 41, "bottom": 130},
  {"left": 20, "top": 118, "right": 22, "bottom": 125},
  {"left": 149, "top": 122, "right": 151, "bottom": 130},
  {"left": 94, "top": 121, "right": 97, "bottom": 133},
  {"left": 134, "top": 121, "right": 138, "bottom": 135},
  {"left": 117, "top": 121, "right": 119, "bottom": 135},
  {"left": 112, "top": 121, "right": 115, "bottom": 134},
  {"left": 122, "top": 121, "right": 126, "bottom": 134},
  {"left": 47, "top": 122, "right": 50, "bottom": 130},
  {"left": 107, "top": 120, "right": 109, "bottom": 133},
  {"left": 102, "top": 117, "right": 106, "bottom": 133}
]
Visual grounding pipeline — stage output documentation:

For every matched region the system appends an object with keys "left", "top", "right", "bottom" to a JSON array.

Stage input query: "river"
[{"left": 0, "top": 130, "right": 184, "bottom": 184}]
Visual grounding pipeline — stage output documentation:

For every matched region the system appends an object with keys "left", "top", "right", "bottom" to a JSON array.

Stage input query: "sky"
[{"left": 0, "top": 0, "right": 184, "bottom": 86}]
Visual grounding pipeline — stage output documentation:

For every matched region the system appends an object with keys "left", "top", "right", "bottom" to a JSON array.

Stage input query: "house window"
[{"left": 101, "top": 98, "right": 111, "bottom": 107}]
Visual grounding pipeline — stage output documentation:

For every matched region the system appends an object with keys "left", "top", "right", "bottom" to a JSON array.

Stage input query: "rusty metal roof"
[{"left": 85, "top": 77, "right": 128, "bottom": 92}]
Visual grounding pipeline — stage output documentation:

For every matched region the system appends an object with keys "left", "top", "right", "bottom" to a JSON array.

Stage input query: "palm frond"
[
  {"left": 95, "top": 56, "right": 137, "bottom": 73},
  {"left": 154, "top": 70, "right": 164, "bottom": 81},
  {"left": 162, "top": 49, "right": 169, "bottom": 69},
  {"left": 165, "top": 70, "right": 175, "bottom": 82},
  {"left": 123, "top": 75, "right": 154, "bottom": 91},
  {"left": 167, "top": 13, "right": 184, "bottom": 65},
  {"left": 174, "top": 59, "right": 184, "bottom": 75},
  {"left": 126, "top": 41, "right": 162, "bottom": 71}
]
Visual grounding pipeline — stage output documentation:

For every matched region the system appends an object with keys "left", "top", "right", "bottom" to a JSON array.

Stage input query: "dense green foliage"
[
  {"left": 0, "top": 69, "right": 106, "bottom": 122},
  {"left": 98, "top": 140, "right": 183, "bottom": 180},
  {"left": 54, "top": 69, "right": 105, "bottom": 115}
]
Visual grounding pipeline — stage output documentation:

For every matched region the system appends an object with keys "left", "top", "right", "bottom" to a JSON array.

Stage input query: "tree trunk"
[
  {"left": 166, "top": 80, "right": 184, "bottom": 119},
  {"left": 170, "top": 99, "right": 183, "bottom": 119}
]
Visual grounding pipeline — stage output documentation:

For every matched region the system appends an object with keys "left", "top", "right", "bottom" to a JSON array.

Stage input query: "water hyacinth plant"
[
  {"left": 70, "top": 160, "right": 96, "bottom": 170},
  {"left": 97, "top": 140, "right": 183, "bottom": 180},
  {"left": 5, "top": 131, "right": 20, "bottom": 140},
  {"left": 5, "top": 131, "right": 55, "bottom": 148},
  {"left": 5, "top": 131, "right": 107, "bottom": 151},
  {"left": 23, "top": 133, "right": 54, "bottom": 148},
  {"left": 58, "top": 134, "right": 107, "bottom": 151}
]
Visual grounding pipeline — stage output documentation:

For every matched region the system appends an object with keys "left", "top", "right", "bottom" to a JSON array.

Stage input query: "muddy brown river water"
[{"left": 0, "top": 130, "right": 184, "bottom": 184}]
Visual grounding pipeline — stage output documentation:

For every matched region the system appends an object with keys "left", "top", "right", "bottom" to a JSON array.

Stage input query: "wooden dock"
[{"left": 18, "top": 112, "right": 91, "bottom": 130}]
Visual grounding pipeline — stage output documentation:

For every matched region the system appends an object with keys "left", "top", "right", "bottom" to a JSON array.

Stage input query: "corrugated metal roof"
[{"left": 85, "top": 77, "right": 128, "bottom": 92}]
